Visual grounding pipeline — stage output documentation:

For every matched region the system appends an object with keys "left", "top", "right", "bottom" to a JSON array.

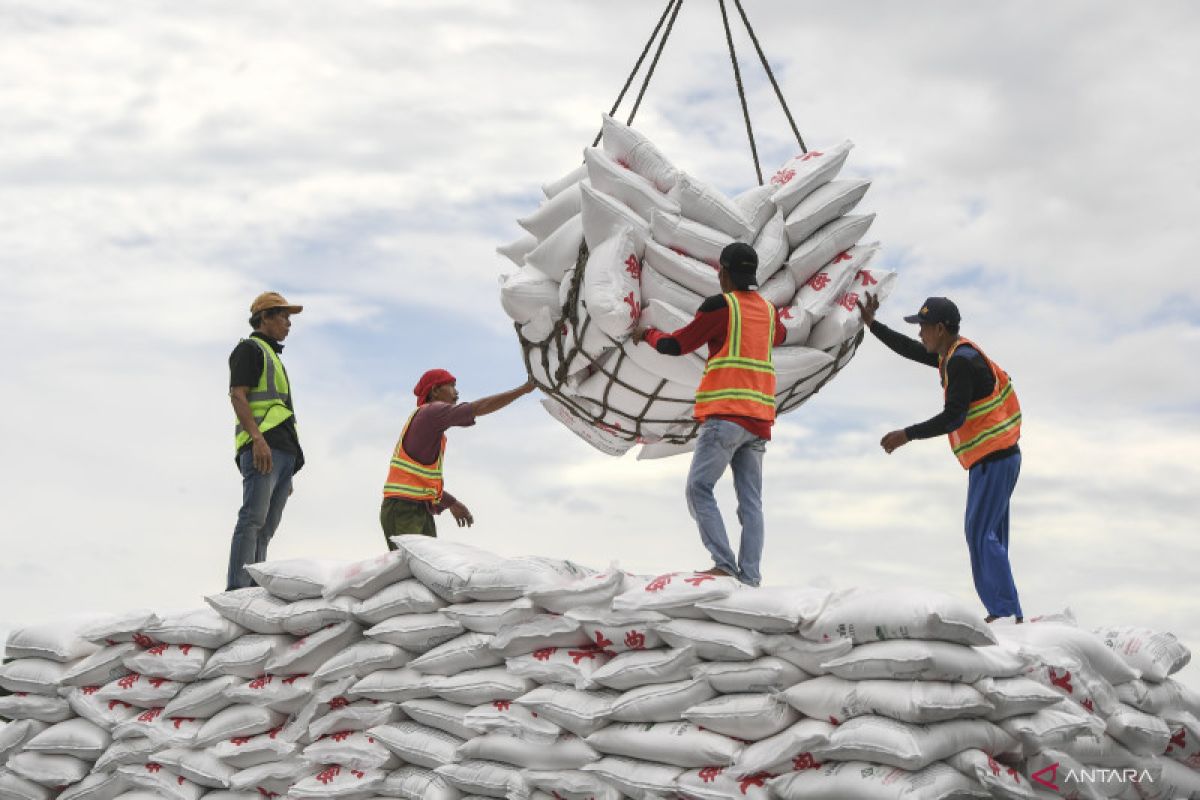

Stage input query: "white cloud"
[{"left": 1, "top": 1, "right": 1198, "bottom": 694}]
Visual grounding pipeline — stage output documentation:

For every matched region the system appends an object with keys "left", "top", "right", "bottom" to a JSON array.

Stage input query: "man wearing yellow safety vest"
[
  {"left": 380, "top": 369, "right": 535, "bottom": 549},
  {"left": 227, "top": 292, "right": 305, "bottom": 590},
  {"left": 634, "top": 242, "right": 786, "bottom": 587},
  {"left": 859, "top": 294, "right": 1024, "bottom": 623}
]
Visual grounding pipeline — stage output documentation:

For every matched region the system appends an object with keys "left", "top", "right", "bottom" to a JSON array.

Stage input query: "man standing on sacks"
[
  {"left": 858, "top": 293, "right": 1025, "bottom": 623},
  {"left": 380, "top": 369, "right": 536, "bottom": 548},
  {"left": 634, "top": 242, "right": 786, "bottom": 586},
  {"left": 227, "top": 291, "right": 306, "bottom": 590}
]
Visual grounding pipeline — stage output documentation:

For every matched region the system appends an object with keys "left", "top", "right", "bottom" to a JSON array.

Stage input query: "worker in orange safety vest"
[
  {"left": 381, "top": 369, "right": 535, "bottom": 549},
  {"left": 859, "top": 293, "right": 1024, "bottom": 622},
  {"left": 635, "top": 242, "right": 786, "bottom": 586}
]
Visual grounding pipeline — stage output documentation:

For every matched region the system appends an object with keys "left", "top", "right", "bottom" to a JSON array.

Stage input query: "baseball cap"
[
  {"left": 250, "top": 292, "right": 304, "bottom": 315},
  {"left": 719, "top": 242, "right": 759, "bottom": 289},
  {"left": 414, "top": 368, "right": 457, "bottom": 405},
  {"left": 904, "top": 296, "right": 960, "bottom": 326}
]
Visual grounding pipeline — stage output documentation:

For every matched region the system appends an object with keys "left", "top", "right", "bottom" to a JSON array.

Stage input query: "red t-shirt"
[
  {"left": 400, "top": 401, "right": 476, "bottom": 511},
  {"left": 644, "top": 294, "right": 786, "bottom": 440}
]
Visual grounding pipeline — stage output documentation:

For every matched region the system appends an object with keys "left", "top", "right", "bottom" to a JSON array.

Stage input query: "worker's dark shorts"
[{"left": 380, "top": 497, "right": 436, "bottom": 550}]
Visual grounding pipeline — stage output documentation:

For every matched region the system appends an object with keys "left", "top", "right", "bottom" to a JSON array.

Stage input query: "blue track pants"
[{"left": 965, "top": 451, "right": 1023, "bottom": 617}]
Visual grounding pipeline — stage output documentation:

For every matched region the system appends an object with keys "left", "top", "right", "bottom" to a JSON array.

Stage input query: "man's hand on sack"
[{"left": 856, "top": 291, "right": 879, "bottom": 326}]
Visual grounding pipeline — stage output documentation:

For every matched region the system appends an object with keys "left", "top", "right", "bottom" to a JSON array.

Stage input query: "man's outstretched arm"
[{"left": 469, "top": 380, "right": 536, "bottom": 417}]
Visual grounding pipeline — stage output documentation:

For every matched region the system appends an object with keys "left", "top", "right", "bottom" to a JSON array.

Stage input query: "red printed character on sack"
[
  {"left": 684, "top": 573, "right": 715, "bottom": 587},
  {"left": 625, "top": 254, "right": 642, "bottom": 280},
  {"left": 1046, "top": 667, "right": 1074, "bottom": 694},
  {"left": 328, "top": 696, "right": 350, "bottom": 710},
  {"left": 533, "top": 647, "right": 558, "bottom": 662},
  {"left": 256, "top": 790, "right": 280, "bottom": 799},
  {"left": 800, "top": 151, "right": 824, "bottom": 162},
  {"left": 145, "top": 763, "right": 162, "bottom": 774},
  {"left": 645, "top": 573, "right": 674, "bottom": 592},
  {"left": 147, "top": 677, "right": 170, "bottom": 689},
  {"left": 740, "top": 773, "right": 775, "bottom": 790},
  {"left": 137, "top": 707, "right": 163, "bottom": 723},
  {"left": 249, "top": 675, "right": 273, "bottom": 690},
  {"left": 624, "top": 292, "right": 640, "bottom": 322},
  {"left": 118, "top": 673, "right": 141, "bottom": 690},
  {"left": 593, "top": 630, "right": 614, "bottom": 650},
  {"left": 779, "top": 306, "right": 794, "bottom": 319},
  {"left": 108, "top": 700, "right": 132, "bottom": 711},
  {"left": 568, "top": 647, "right": 603, "bottom": 664},
  {"left": 806, "top": 272, "right": 831, "bottom": 291},
  {"left": 331, "top": 730, "right": 352, "bottom": 742},
  {"left": 316, "top": 766, "right": 340, "bottom": 785},
  {"left": 698, "top": 766, "right": 723, "bottom": 783},
  {"left": 132, "top": 633, "right": 156, "bottom": 648},
  {"left": 624, "top": 630, "right": 647, "bottom": 650},
  {"left": 492, "top": 700, "right": 512, "bottom": 711},
  {"left": 832, "top": 250, "right": 852, "bottom": 263},
  {"left": 282, "top": 674, "right": 306, "bottom": 686},
  {"left": 146, "top": 643, "right": 169, "bottom": 656},
  {"left": 855, "top": 269, "right": 878, "bottom": 287},
  {"left": 771, "top": 167, "right": 796, "bottom": 186},
  {"left": 82, "top": 686, "right": 100, "bottom": 695},
  {"left": 838, "top": 292, "right": 860, "bottom": 313},
  {"left": 793, "top": 753, "right": 822, "bottom": 770}
]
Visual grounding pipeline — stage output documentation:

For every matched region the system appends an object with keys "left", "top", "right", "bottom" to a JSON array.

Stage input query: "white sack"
[
  {"left": 697, "top": 585, "right": 830, "bottom": 633},
  {"left": 785, "top": 675, "right": 994, "bottom": 725},
  {"left": 802, "top": 586, "right": 996, "bottom": 647},
  {"left": 769, "top": 141, "right": 854, "bottom": 216},
  {"left": 585, "top": 721, "right": 741, "bottom": 768},
  {"left": 599, "top": 113, "right": 679, "bottom": 193}
]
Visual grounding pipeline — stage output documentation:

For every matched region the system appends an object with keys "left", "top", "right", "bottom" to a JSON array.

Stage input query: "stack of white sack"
[
  {"left": 1, "top": 536, "right": 1193, "bottom": 800},
  {"left": 498, "top": 114, "right": 897, "bottom": 459}
]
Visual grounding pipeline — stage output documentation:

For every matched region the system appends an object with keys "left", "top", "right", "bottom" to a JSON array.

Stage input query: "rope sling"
[{"left": 517, "top": 0, "right": 865, "bottom": 445}]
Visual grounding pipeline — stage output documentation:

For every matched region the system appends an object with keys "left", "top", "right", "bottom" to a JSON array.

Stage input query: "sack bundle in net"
[{"left": 498, "top": 114, "right": 897, "bottom": 458}]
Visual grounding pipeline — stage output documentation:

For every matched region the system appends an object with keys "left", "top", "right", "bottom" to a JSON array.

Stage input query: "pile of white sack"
[
  {"left": 498, "top": 114, "right": 896, "bottom": 458},
  {"left": 2, "top": 535, "right": 1197, "bottom": 800}
]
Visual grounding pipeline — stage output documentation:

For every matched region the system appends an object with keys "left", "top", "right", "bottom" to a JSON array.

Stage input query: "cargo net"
[
  {"left": 514, "top": 239, "right": 869, "bottom": 456},
  {"left": 499, "top": 0, "right": 896, "bottom": 458}
]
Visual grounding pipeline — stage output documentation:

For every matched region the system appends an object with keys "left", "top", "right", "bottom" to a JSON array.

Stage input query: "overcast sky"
[{"left": 2, "top": 1, "right": 1198, "bottom": 689}]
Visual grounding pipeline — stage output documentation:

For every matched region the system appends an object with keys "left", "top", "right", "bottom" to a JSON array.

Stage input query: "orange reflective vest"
[
  {"left": 941, "top": 337, "right": 1022, "bottom": 469},
  {"left": 694, "top": 291, "right": 777, "bottom": 423},
  {"left": 382, "top": 410, "right": 446, "bottom": 503}
]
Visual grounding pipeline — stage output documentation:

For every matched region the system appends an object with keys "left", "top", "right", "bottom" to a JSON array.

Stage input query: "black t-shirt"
[
  {"left": 229, "top": 332, "right": 304, "bottom": 471},
  {"left": 869, "top": 321, "right": 1018, "bottom": 463}
]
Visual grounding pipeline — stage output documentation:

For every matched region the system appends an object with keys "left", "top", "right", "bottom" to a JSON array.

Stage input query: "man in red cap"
[{"left": 380, "top": 370, "right": 536, "bottom": 547}]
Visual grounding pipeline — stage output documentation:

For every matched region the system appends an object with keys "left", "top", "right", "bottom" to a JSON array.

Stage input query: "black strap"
[
  {"left": 593, "top": 0, "right": 681, "bottom": 147},
  {"left": 718, "top": 0, "right": 761, "bottom": 184}
]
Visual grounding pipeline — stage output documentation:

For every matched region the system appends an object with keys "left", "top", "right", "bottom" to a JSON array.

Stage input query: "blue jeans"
[
  {"left": 965, "top": 451, "right": 1023, "bottom": 617},
  {"left": 227, "top": 447, "right": 296, "bottom": 590},
  {"left": 685, "top": 418, "right": 767, "bottom": 586}
]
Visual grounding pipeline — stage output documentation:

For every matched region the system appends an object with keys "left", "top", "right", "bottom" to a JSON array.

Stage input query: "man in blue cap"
[{"left": 859, "top": 293, "right": 1024, "bottom": 623}]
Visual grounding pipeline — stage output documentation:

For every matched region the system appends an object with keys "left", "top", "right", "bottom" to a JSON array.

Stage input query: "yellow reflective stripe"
[
  {"left": 726, "top": 292, "right": 742, "bottom": 356},
  {"left": 953, "top": 412, "right": 1022, "bottom": 455},
  {"left": 388, "top": 459, "right": 442, "bottom": 479},
  {"left": 706, "top": 356, "right": 774, "bottom": 374},
  {"left": 695, "top": 388, "right": 776, "bottom": 405},
  {"left": 965, "top": 382, "right": 1013, "bottom": 420},
  {"left": 383, "top": 484, "right": 439, "bottom": 498}
]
